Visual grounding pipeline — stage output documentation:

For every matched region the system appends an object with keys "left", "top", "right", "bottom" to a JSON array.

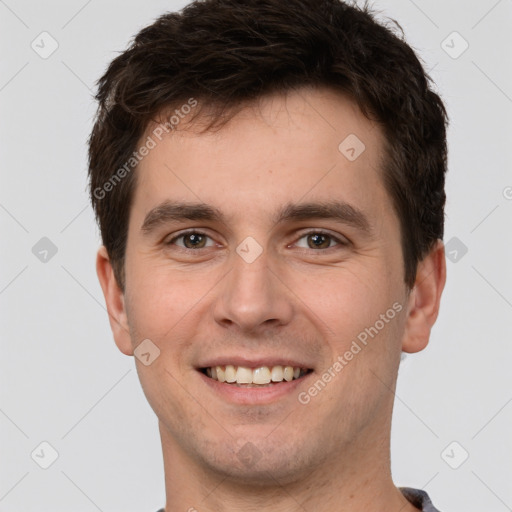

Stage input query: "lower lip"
[{"left": 198, "top": 371, "right": 312, "bottom": 405}]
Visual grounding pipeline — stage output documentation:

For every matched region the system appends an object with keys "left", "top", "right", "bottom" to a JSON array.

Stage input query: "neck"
[{"left": 158, "top": 417, "right": 418, "bottom": 512}]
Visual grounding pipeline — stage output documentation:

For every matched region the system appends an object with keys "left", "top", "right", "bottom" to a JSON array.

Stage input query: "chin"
[{"left": 197, "top": 435, "right": 314, "bottom": 486}]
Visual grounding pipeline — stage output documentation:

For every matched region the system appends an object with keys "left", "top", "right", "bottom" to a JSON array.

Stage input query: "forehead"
[{"left": 131, "top": 87, "right": 390, "bottom": 228}]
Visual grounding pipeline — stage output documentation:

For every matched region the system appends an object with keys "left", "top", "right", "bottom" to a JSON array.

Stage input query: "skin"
[{"left": 97, "top": 87, "right": 446, "bottom": 512}]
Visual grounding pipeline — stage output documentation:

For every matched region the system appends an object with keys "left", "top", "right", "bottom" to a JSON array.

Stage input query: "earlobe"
[
  {"left": 402, "top": 239, "right": 447, "bottom": 354},
  {"left": 95, "top": 246, "right": 134, "bottom": 356}
]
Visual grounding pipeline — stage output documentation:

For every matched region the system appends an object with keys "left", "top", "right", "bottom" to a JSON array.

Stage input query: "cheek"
[
  {"left": 126, "top": 255, "right": 213, "bottom": 332},
  {"left": 124, "top": 275, "right": 203, "bottom": 417},
  {"left": 284, "top": 258, "right": 406, "bottom": 378},
  {"left": 124, "top": 259, "right": 224, "bottom": 382},
  {"left": 290, "top": 262, "right": 396, "bottom": 332}
]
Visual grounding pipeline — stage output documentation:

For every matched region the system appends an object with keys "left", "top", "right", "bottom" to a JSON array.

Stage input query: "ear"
[
  {"left": 402, "top": 239, "right": 447, "bottom": 353},
  {"left": 96, "top": 246, "right": 133, "bottom": 356}
]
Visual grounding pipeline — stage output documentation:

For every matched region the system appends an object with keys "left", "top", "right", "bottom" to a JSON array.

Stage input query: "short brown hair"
[{"left": 88, "top": 0, "right": 448, "bottom": 291}]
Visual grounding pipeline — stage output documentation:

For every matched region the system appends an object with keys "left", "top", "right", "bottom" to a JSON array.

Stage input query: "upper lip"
[{"left": 197, "top": 356, "right": 313, "bottom": 370}]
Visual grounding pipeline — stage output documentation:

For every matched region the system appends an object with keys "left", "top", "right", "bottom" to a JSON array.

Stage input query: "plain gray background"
[{"left": 1, "top": 0, "right": 511, "bottom": 510}]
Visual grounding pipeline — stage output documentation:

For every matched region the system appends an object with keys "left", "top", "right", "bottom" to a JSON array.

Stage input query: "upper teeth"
[{"left": 205, "top": 365, "right": 306, "bottom": 385}]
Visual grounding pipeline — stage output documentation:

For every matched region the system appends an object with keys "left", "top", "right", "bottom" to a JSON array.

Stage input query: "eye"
[
  {"left": 167, "top": 231, "right": 215, "bottom": 249},
  {"left": 294, "top": 231, "right": 346, "bottom": 250}
]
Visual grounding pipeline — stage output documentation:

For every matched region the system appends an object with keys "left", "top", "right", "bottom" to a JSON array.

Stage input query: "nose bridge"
[{"left": 213, "top": 246, "right": 293, "bottom": 332}]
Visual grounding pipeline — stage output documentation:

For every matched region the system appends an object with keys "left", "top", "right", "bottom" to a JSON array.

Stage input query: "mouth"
[{"left": 199, "top": 365, "right": 312, "bottom": 387}]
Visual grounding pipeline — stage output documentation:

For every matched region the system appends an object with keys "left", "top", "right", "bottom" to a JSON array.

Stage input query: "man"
[{"left": 89, "top": 0, "right": 447, "bottom": 510}]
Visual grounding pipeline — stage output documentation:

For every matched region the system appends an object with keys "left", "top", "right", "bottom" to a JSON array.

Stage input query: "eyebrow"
[
  {"left": 275, "top": 201, "right": 372, "bottom": 234},
  {"left": 140, "top": 199, "right": 373, "bottom": 235},
  {"left": 141, "top": 201, "right": 224, "bottom": 234}
]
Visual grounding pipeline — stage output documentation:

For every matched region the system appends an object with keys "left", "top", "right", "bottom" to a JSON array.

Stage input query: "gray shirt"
[
  {"left": 155, "top": 487, "right": 442, "bottom": 511},
  {"left": 400, "top": 487, "right": 442, "bottom": 511}
]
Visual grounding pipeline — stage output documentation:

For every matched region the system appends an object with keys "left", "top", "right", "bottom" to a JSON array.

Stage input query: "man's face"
[{"left": 120, "top": 88, "right": 411, "bottom": 481}]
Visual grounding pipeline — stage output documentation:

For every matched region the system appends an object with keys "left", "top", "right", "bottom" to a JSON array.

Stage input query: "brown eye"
[
  {"left": 293, "top": 231, "right": 347, "bottom": 251},
  {"left": 306, "top": 233, "right": 334, "bottom": 249},
  {"left": 168, "top": 231, "right": 214, "bottom": 249},
  {"left": 183, "top": 233, "right": 207, "bottom": 248}
]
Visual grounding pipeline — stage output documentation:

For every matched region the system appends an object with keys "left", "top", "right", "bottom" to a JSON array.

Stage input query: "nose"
[{"left": 212, "top": 248, "right": 294, "bottom": 334}]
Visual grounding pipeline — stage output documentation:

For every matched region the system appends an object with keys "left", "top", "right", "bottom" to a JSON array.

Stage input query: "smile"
[{"left": 201, "top": 365, "right": 311, "bottom": 386}]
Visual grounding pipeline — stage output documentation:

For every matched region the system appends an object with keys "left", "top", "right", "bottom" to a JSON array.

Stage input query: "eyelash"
[{"left": 166, "top": 229, "right": 348, "bottom": 251}]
